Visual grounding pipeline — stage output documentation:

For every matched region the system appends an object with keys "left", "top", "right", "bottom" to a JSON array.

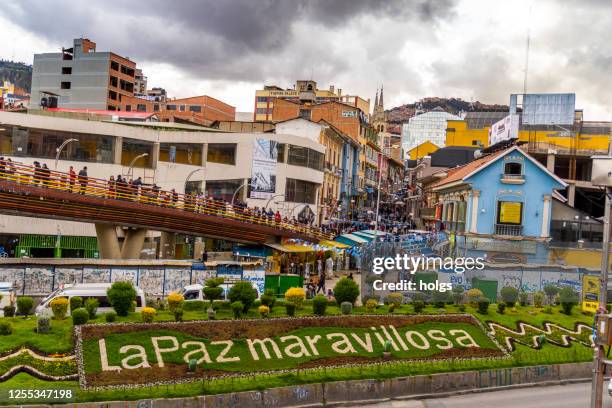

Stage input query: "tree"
[
  {"left": 228, "top": 281, "right": 257, "bottom": 313},
  {"left": 500, "top": 286, "right": 519, "bottom": 307},
  {"left": 559, "top": 286, "right": 578, "bottom": 315},
  {"left": 543, "top": 284, "right": 559, "bottom": 305},
  {"left": 203, "top": 277, "right": 224, "bottom": 305},
  {"left": 107, "top": 282, "right": 136, "bottom": 316},
  {"left": 333, "top": 278, "right": 360, "bottom": 305}
]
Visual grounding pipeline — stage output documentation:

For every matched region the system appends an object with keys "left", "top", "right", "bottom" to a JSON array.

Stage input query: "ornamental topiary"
[
  {"left": 107, "top": 281, "right": 136, "bottom": 317},
  {"left": 167, "top": 292, "right": 184, "bottom": 312},
  {"left": 333, "top": 278, "right": 360, "bottom": 305},
  {"left": 141, "top": 307, "right": 156, "bottom": 323},
  {"left": 341, "top": 301, "right": 353, "bottom": 315},
  {"left": 543, "top": 284, "right": 559, "bottom": 305},
  {"left": 104, "top": 311, "right": 117, "bottom": 322},
  {"left": 285, "top": 302, "right": 296, "bottom": 317},
  {"left": 231, "top": 301, "right": 243, "bottom": 318},
  {"left": 84, "top": 298, "right": 99, "bottom": 319},
  {"left": 228, "top": 281, "right": 258, "bottom": 313},
  {"left": 413, "top": 300, "right": 425, "bottom": 313},
  {"left": 466, "top": 289, "right": 484, "bottom": 306},
  {"left": 534, "top": 291, "right": 545, "bottom": 308},
  {"left": 500, "top": 286, "right": 519, "bottom": 307},
  {"left": 452, "top": 285, "right": 465, "bottom": 305},
  {"left": 258, "top": 305, "right": 270, "bottom": 318},
  {"left": 497, "top": 302, "right": 506, "bottom": 314},
  {"left": 17, "top": 296, "right": 34, "bottom": 317},
  {"left": 285, "top": 287, "right": 306, "bottom": 310},
  {"left": 71, "top": 308, "right": 89, "bottom": 325},
  {"left": 3, "top": 306, "right": 15, "bottom": 317},
  {"left": 312, "top": 295, "right": 327, "bottom": 316},
  {"left": 203, "top": 277, "right": 224, "bottom": 305},
  {"left": 386, "top": 292, "right": 403, "bottom": 307},
  {"left": 260, "top": 289, "right": 276, "bottom": 310},
  {"left": 519, "top": 291, "right": 529, "bottom": 306},
  {"left": 365, "top": 298, "right": 378, "bottom": 313},
  {"left": 37, "top": 315, "right": 51, "bottom": 334},
  {"left": 477, "top": 298, "right": 490, "bottom": 314},
  {"left": 0, "top": 321, "right": 12, "bottom": 335},
  {"left": 173, "top": 308, "right": 184, "bottom": 322},
  {"left": 559, "top": 286, "right": 579, "bottom": 315},
  {"left": 69, "top": 296, "right": 83, "bottom": 312},
  {"left": 50, "top": 297, "right": 69, "bottom": 320}
]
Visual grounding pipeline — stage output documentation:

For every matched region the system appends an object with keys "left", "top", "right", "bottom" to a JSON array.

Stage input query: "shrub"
[
  {"left": 458, "top": 304, "right": 466, "bottom": 312},
  {"left": 183, "top": 300, "right": 206, "bottom": 312},
  {"left": 69, "top": 296, "right": 83, "bottom": 312},
  {"left": 141, "top": 307, "right": 156, "bottom": 323},
  {"left": 104, "top": 311, "right": 117, "bottom": 322},
  {"left": 3, "top": 306, "right": 15, "bottom": 317},
  {"left": 252, "top": 299, "right": 261, "bottom": 308},
  {"left": 228, "top": 281, "right": 258, "bottom": 313},
  {"left": 285, "top": 287, "right": 306, "bottom": 310},
  {"left": 500, "top": 286, "right": 519, "bottom": 307},
  {"left": 285, "top": 302, "right": 296, "bottom": 317},
  {"left": 37, "top": 315, "right": 51, "bottom": 334},
  {"left": 413, "top": 300, "right": 425, "bottom": 313},
  {"left": 173, "top": 308, "right": 184, "bottom": 322},
  {"left": 519, "top": 291, "right": 529, "bottom": 307},
  {"left": 543, "top": 305, "right": 553, "bottom": 314},
  {"left": 388, "top": 303, "right": 397, "bottom": 313},
  {"left": 497, "top": 303, "right": 506, "bottom": 314},
  {"left": 411, "top": 292, "right": 427, "bottom": 304},
  {"left": 231, "top": 301, "right": 243, "bottom": 318},
  {"left": 386, "top": 293, "right": 403, "bottom": 307},
  {"left": 341, "top": 301, "right": 353, "bottom": 315},
  {"left": 71, "top": 308, "right": 89, "bottom": 325},
  {"left": 167, "top": 292, "right": 184, "bottom": 312},
  {"left": 260, "top": 289, "right": 276, "bottom": 310},
  {"left": 312, "top": 295, "right": 328, "bottom": 316},
  {"left": 432, "top": 290, "right": 452, "bottom": 308},
  {"left": 466, "top": 289, "right": 484, "bottom": 306},
  {"left": 207, "top": 307, "right": 216, "bottom": 320},
  {"left": 107, "top": 282, "right": 136, "bottom": 316},
  {"left": 0, "top": 321, "right": 12, "bottom": 335},
  {"left": 17, "top": 296, "right": 34, "bottom": 317},
  {"left": 559, "top": 286, "right": 578, "bottom": 315},
  {"left": 477, "top": 298, "right": 490, "bottom": 314},
  {"left": 365, "top": 299, "right": 378, "bottom": 313},
  {"left": 452, "top": 285, "right": 465, "bottom": 305},
  {"left": 333, "top": 278, "right": 360, "bottom": 305},
  {"left": 50, "top": 297, "right": 69, "bottom": 320},
  {"left": 543, "top": 284, "right": 559, "bottom": 305},
  {"left": 84, "top": 298, "right": 99, "bottom": 319},
  {"left": 203, "top": 277, "right": 224, "bottom": 304},
  {"left": 534, "top": 291, "right": 545, "bottom": 308},
  {"left": 258, "top": 305, "right": 270, "bottom": 318}
]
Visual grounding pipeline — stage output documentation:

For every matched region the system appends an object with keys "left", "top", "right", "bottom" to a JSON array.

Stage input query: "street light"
[
  {"left": 54, "top": 138, "right": 78, "bottom": 170},
  {"left": 230, "top": 182, "right": 250, "bottom": 206},
  {"left": 184, "top": 168, "right": 205, "bottom": 194},
  {"left": 265, "top": 194, "right": 285, "bottom": 210},
  {"left": 127, "top": 153, "right": 149, "bottom": 180}
]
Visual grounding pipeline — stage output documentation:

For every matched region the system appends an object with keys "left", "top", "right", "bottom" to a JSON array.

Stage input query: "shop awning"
[
  {"left": 265, "top": 243, "right": 315, "bottom": 253},
  {"left": 335, "top": 234, "right": 369, "bottom": 246},
  {"left": 319, "top": 240, "right": 351, "bottom": 249}
]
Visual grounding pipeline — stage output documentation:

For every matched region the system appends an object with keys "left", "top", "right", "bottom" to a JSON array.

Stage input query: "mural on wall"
[
  {"left": 82, "top": 268, "right": 111, "bottom": 284},
  {"left": 0, "top": 268, "right": 25, "bottom": 294},
  {"left": 110, "top": 268, "right": 138, "bottom": 286},
  {"left": 54, "top": 268, "right": 83, "bottom": 289},
  {"left": 163, "top": 267, "right": 192, "bottom": 295},
  {"left": 137, "top": 268, "right": 164, "bottom": 296},
  {"left": 23, "top": 267, "right": 54, "bottom": 295},
  {"left": 243, "top": 268, "right": 266, "bottom": 297}
]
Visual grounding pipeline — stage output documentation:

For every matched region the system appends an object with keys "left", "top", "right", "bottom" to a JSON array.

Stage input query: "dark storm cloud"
[{"left": 0, "top": 0, "right": 457, "bottom": 83}]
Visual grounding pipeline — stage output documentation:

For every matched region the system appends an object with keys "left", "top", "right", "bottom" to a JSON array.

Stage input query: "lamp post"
[
  {"left": 230, "top": 182, "right": 250, "bottom": 206},
  {"left": 184, "top": 168, "right": 205, "bottom": 194},
  {"left": 265, "top": 194, "right": 285, "bottom": 210},
  {"left": 127, "top": 153, "right": 149, "bottom": 180},
  {"left": 54, "top": 138, "right": 78, "bottom": 170}
]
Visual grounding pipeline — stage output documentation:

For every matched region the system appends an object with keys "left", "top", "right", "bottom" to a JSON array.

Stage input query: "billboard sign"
[
  {"left": 488, "top": 114, "right": 519, "bottom": 146},
  {"left": 581, "top": 274, "right": 599, "bottom": 313},
  {"left": 249, "top": 139, "right": 277, "bottom": 199},
  {"left": 510, "top": 93, "right": 575, "bottom": 125}
]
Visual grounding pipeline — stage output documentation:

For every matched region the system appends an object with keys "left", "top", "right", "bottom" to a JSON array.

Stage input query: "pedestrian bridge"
[{"left": 0, "top": 161, "right": 331, "bottom": 258}]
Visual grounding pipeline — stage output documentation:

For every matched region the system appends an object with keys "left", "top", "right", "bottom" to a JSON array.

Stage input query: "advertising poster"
[
  {"left": 499, "top": 201, "right": 522, "bottom": 224},
  {"left": 488, "top": 114, "right": 519, "bottom": 146},
  {"left": 243, "top": 268, "right": 266, "bottom": 297},
  {"left": 250, "top": 138, "right": 277, "bottom": 199},
  {"left": 581, "top": 274, "right": 599, "bottom": 313}
]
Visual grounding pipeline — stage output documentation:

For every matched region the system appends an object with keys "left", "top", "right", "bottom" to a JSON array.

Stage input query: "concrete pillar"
[
  {"left": 120, "top": 228, "right": 147, "bottom": 259},
  {"left": 470, "top": 190, "right": 480, "bottom": 233},
  {"left": 95, "top": 223, "right": 121, "bottom": 259},
  {"left": 546, "top": 150, "right": 556, "bottom": 173},
  {"left": 113, "top": 137, "right": 123, "bottom": 165},
  {"left": 201, "top": 143, "right": 208, "bottom": 166},
  {"left": 159, "top": 231, "right": 176, "bottom": 259},
  {"left": 151, "top": 142, "right": 160, "bottom": 170},
  {"left": 541, "top": 194, "right": 552, "bottom": 238},
  {"left": 567, "top": 183, "right": 576, "bottom": 207}
]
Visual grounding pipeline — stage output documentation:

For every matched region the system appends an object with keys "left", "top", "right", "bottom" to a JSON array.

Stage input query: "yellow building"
[
  {"left": 0, "top": 81, "right": 15, "bottom": 98},
  {"left": 408, "top": 141, "right": 439, "bottom": 160},
  {"left": 254, "top": 80, "right": 370, "bottom": 122}
]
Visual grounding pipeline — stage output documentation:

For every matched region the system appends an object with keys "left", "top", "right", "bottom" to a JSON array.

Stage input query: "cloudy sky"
[{"left": 1, "top": 0, "right": 610, "bottom": 120}]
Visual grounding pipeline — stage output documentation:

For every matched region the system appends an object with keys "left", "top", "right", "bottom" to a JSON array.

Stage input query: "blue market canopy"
[{"left": 334, "top": 233, "right": 369, "bottom": 247}]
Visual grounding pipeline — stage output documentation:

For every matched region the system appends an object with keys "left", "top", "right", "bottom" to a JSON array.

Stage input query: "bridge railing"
[{"left": 0, "top": 160, "right": 332, "bottom": 241}]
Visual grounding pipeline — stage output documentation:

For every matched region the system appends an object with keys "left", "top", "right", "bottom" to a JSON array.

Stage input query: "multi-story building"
[
  {"left": 401, "top": 107, "right": 462, "bottom": 154},
  {"left": 0, "top": 81, "right": 15, "bottom": 99},
  {"left": 254, "top": 80, "right": 370, "bottom": 122},
  {"left": 31, "top": 38, "right": 137, "bottom": 111},
  {"left": 0, "top": 110, "right": 326, "bottom": 258},
  {"left": 134, "top": 69, "right": 147, "bottom": 95}
]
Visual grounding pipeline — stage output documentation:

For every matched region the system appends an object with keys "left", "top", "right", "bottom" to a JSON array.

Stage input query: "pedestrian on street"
[
  {"left": 78, "top": 166, "right": 88, "bottom": 194},
  {"left": 68, "top": 166, "right": 76, "bottom": 192},
  {"left": 316, "top": 267, "right": 326, "bottom": 294}
]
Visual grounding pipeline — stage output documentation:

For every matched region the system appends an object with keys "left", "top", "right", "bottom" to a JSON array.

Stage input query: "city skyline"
[{"left": 0, "top": 0, "right": 611, "bottom": 119}]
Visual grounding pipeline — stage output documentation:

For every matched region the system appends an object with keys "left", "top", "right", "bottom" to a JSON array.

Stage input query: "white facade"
[
  {"left": 401, "top": 110, "right": 462, "bottom": 154},
  {"left": 0, "top": 111, "right": 325, "bottom": 237}
]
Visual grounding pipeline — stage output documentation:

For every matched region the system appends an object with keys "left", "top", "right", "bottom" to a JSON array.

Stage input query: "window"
[
  {"left": 205, "top": 179, "right": 243, "bottom": 202},
  {"left": 166, "top": 104, "right": 176, "bottom": 111},
  {"left": 125, "top": 105, "right": 131, "bottom": 112},
  {"left": 60, "top": 81, "right": 71, "bottom": 89},
  {"left": 276, "top": 143, "right": 285, "bottom": 163},
  {"left": 256, "top": 108, "right": 270, "bottom": 114},
  {"left": 257, "top": 96, "right": 269, "bottom": 102},
  {"left": 61, "top": 67, "right": 72, "bottom": 75},
  {"left": 121, "top": 138, "right": 154, "bottom": 168},
  {"left": 472, "top": 140, "right": 479, "bottom": 146},
  {"left": 136, "top": 104, "right": 146, "bottom": 112},
  {"left": 109, "top": 76, "right": 118, "bottom": 87},
  {"left": 504, "top": 162, "right": 522, "bottom": 175},
  {"left": 207, "top": 143, "right": 236, "bottom": 165},
  {"left": 153, "top": 104, "right": 159, "bottom": 112},
  {"left": 110, "top": 61, "right": 119, "bottom": 71},
  {"left": 184, "top": 290, "right": 199, "bottom": 300},
  {"left": 179, "top": 105, "right": 186, "bottom": 112},
  {"left": 288, "top": 145, "right": 323, "bottom": 171},
  {"left": 285, "top": 178, "right": 317, "bottom": 204},
  {"left": 189, "top": 105, "right": 202, "bottom": 113},
  {"left": 108, "top": 90, "right": 117, "bottom": 100},
  {"left": 160, "top": 143, "right": 202, "bottom": 165},
  {"left": 299, "top": 109, "right": 311, "bottom": 119}
]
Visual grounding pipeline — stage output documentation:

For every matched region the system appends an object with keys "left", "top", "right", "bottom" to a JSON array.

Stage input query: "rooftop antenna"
[{"left": 523, "top": 2, "right": 534, "bottom": 95}]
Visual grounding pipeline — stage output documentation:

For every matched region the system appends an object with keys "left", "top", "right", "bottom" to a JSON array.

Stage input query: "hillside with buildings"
[
  {"left": 0, "top": 60, "right": 32, "bottom": 92},
  {"left": 386, "top": 97, "right": 508, "bottom": 123}
]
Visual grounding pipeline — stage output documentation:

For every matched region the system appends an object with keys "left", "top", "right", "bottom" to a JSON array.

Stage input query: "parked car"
[{"left": 35, "top": 283, "right": 146, "bottom": 316}]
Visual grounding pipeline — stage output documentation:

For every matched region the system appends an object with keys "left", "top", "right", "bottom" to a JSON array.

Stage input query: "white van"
[{"left": 35, "top": 283, "right": 146, "bottom": 316}]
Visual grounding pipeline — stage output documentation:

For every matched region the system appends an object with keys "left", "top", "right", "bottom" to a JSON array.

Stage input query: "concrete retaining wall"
[{"left": 23, "top": 362, "right": 593, "bottom": 408}]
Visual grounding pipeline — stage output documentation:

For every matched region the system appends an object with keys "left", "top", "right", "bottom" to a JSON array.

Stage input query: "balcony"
[
  {"left": 500, "top": 173, "right": 525, "bottom": 184},
  {"left": 420, "top": 207, "right": 436, "bottom": 219},
  {"left": 495, "top": 224, "right": 523, "bottom": 236}
]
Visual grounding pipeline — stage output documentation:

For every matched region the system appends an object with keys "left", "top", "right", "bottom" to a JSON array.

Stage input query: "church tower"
[{"left": 372, "top": 85, "right": 387, "bottom": 133}]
